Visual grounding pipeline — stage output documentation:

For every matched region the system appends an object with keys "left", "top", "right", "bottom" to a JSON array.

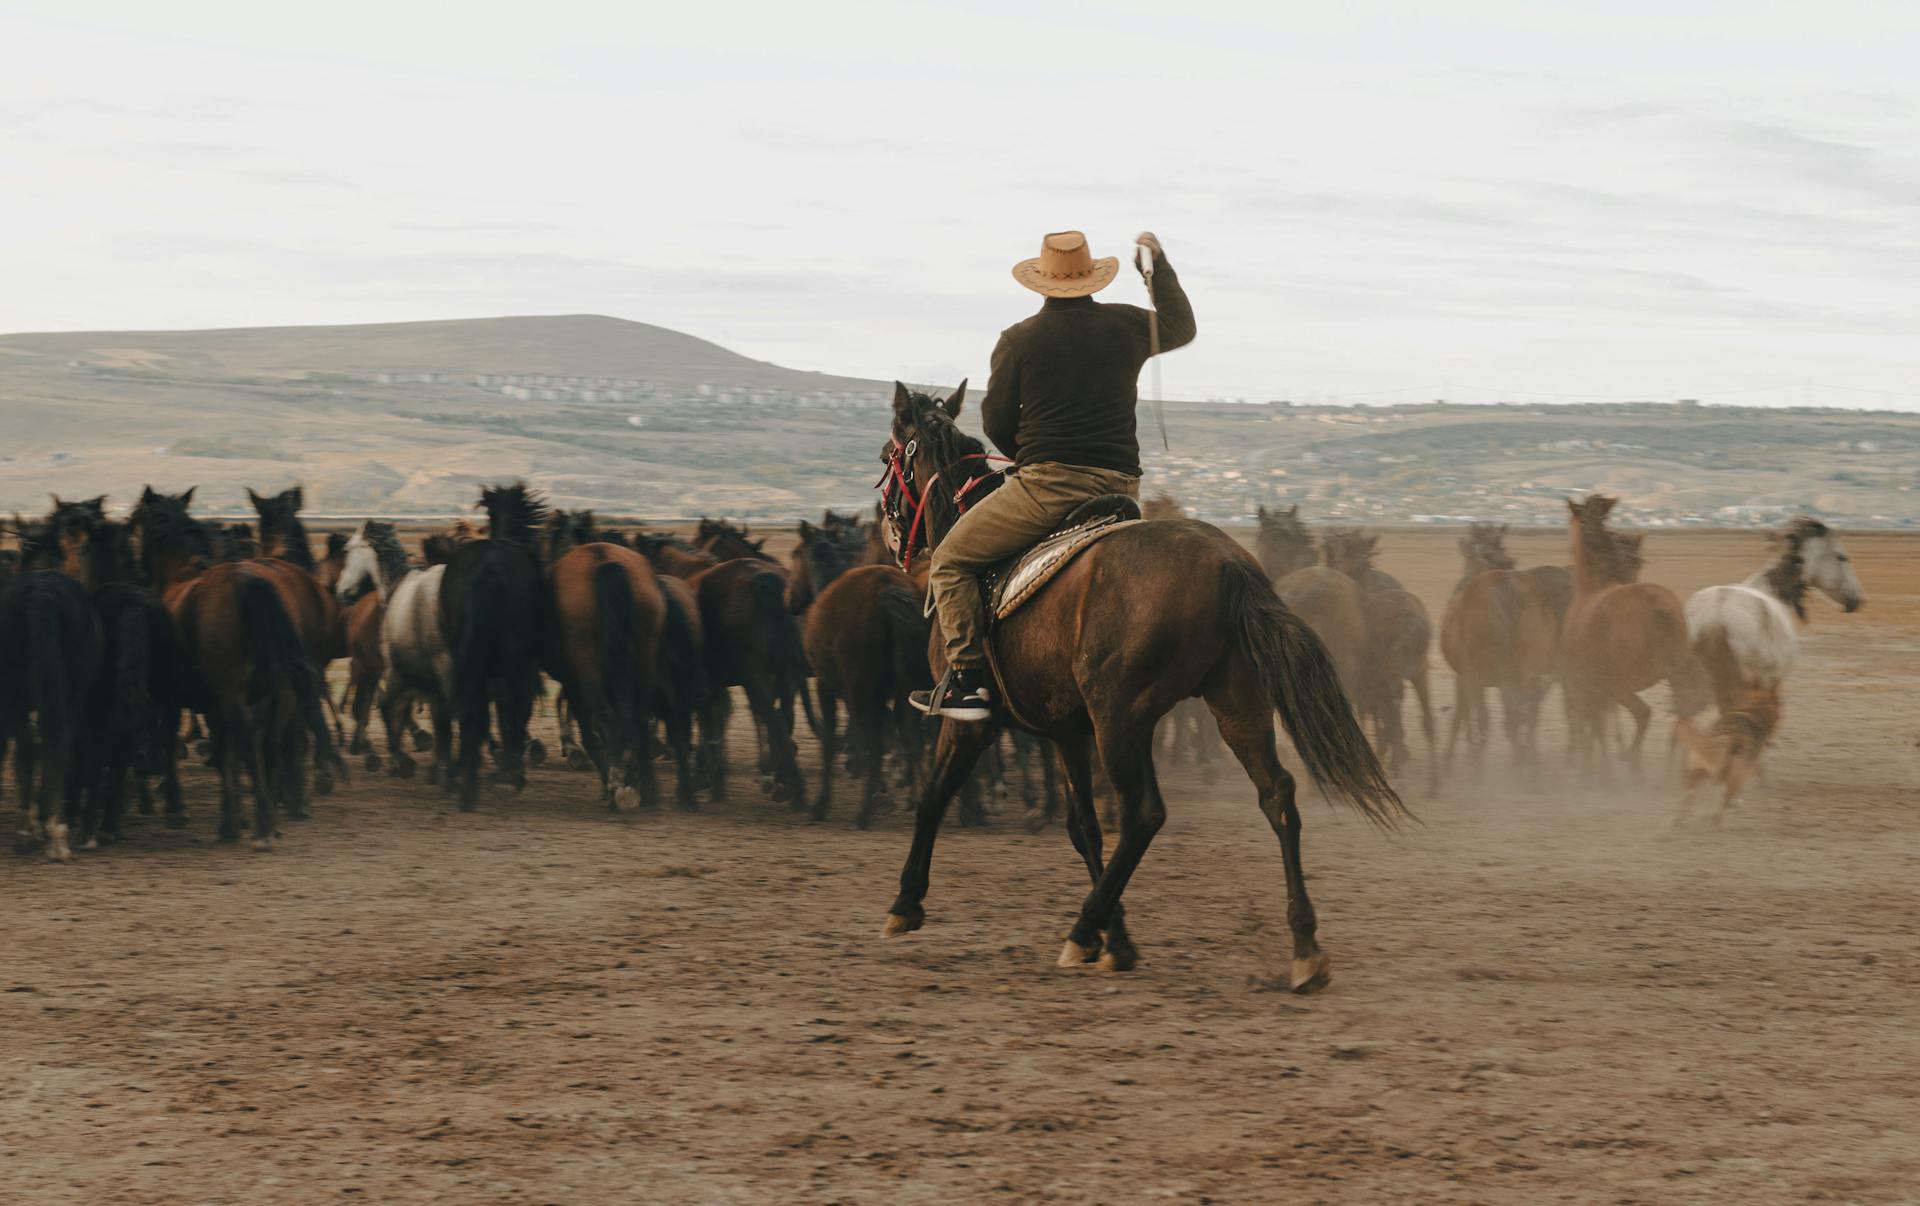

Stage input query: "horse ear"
[
  {"left": 892, "top": 381, "right": 912, "bottom": 416},
  {"left": 180, "top": 486, "right": 196, "bottom": 507},
  {"left": 1286, "top": 505, "right": 1299, "bottom": 518},
  {"left": 1565, "top": 498, "right": 1580, "bottom": 517},
  {"left": 943, "top": 379, "right": 968, "bottom": 418},
  {"left": 753, "top": 538, "right": 766, "bottom": 552},
  {"left": 799, "top": 520, "right": 815, "bottom": 544},
  {"left": 287, "top": 485, "right": 304, "bottom": 511},
  {"left": 1256, "top": 504, "right": 1267, "bottom": 519},
  {"left": 141, "top": 486, "right": 158, "bottom": 505},
  {"left": 247, "top": 488, "right": 263, "bottom": 507}
]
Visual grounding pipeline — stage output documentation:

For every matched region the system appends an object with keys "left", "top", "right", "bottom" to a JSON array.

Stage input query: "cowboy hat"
[{"left": 1012, "top": 230, "right": 1118, "bottom": 298}]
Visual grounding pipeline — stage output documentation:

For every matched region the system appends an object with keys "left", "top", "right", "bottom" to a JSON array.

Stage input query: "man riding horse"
[{"left": 911, "top": 229, "right": 1196, "bottom": 720}]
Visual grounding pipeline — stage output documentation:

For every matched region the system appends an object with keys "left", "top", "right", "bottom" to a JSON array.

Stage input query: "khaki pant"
[{"left": 930, "top": 461, "right": 1140, "bottom": 670}]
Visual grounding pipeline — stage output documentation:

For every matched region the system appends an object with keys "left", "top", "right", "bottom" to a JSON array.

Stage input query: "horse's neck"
[
  {"left": 1569, "top": 530, "right": 1615, "bottom": 597},
  {"left": 1744, "top": 549, "right": 1804, "bottom": 608}
]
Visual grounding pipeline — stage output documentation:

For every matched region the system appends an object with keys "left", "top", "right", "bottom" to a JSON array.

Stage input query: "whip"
[{"left": 1138, "top": 242, "right": 1170, "bottom": 452}]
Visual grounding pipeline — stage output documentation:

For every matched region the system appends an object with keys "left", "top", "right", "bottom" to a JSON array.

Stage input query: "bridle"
[{"left": 876, "top": 434, "right": 1010, "bottom": 573}]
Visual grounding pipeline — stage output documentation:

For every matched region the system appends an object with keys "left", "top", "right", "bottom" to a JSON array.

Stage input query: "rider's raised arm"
[
  {"left": 980, "top": 330, "right": 1023, "bottom": 460},
  {"left": 1143, "top": 250, "right": 1196, "bottom": 353}
]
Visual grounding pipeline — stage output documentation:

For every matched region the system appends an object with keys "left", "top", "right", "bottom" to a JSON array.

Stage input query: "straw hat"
[{"left": 1011, "top": 230, "right": 1119, "bottom": 298}]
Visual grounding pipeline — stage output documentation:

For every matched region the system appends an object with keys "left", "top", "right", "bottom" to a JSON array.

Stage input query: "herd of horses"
[{"left": 0, "top": 383, "right": 1867, "bottom": 987}]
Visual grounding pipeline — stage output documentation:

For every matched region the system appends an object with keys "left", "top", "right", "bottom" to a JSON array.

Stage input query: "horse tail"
[
  {"left": 25, "top": 585, "right": 74, "bottom": 779},
  {"left": 1222, "top": 558, "right": 1407, "bottom": 827},
  {"left": 752, "top": 569, "right": 806, "bottom": 699},
  {"left": 451, "top": 559, "right": 502, "bottom": 712},
  {"left": 1484, "top": 573, "right": 1524, "bottom": 685},
  {"left": 878, "top": 582, "right": 931, "bottom": 696},
  {"left": 238, "top": 574, "right": 338, "bottom": 776},
  {"left": 592, "top": 560, "right": 640, "bottom": 738},
  {"left": 657, "top": 582, "right": 706, "bottom": 719},
  {"left": 114, "top": 601, "right": 156, "bottom": 761}
]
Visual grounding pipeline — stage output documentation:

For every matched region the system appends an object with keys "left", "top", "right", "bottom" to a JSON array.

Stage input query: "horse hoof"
[
  {"left": 392, "top": 759, "right": 417, "bottom": 780},
  {"left": 1290, "top": 953, "right": 1332, "bottom": 994},
  {"left": 613, "top": 785, "right": 641, "bottom": 812},
  {"left": 411, "top": 729, "right": 432, "bottom": 751},
  {"left": 526, "top": 739, "right": 547, "bottom": 767},
  {"left": 1057, "top": 938, "right": 1099, "bottom": 968},
  {"left": 363, "top": 752, "right": 382, "bottom": 772},
  {"left": 194, "top": 740, "right": 211, "bottom": 760},
  {"left": 882, "top": 909, "right": 923, "bottom": 938},
  {"left": 312, "top": 776, "right": 334, "bottom": 799},
  {"left": 251, "top": 837, "right": 274, "bottom": 853},
  {"left": 1097, "top": 934, "right": 1138, "bottom": 972},
  {"left": 80, "top": 837, "right": 98, "bottom": 852},
  {"left": 1022, "top": 809, "right": 1051, "bottom": 834},
  {"left": 566, "top": 750, "right": 593, "bottom": 773},
  {"left": 772, "top": 781, "right": 796, "bottom": 806}
]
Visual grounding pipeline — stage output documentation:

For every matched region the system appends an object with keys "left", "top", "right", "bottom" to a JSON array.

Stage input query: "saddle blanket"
[{"left": 987, "top": 513, "right": 1143, "bottom": 621}]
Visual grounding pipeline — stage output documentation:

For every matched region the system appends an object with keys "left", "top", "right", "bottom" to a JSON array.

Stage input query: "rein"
[{"left": 877, "top": 437, "right": 1011, "bottom": 572}]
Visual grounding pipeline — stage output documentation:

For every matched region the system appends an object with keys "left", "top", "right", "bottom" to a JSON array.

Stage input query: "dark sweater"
[{"left": 979, "top": 253, "right": 1196, "bottom": 476}]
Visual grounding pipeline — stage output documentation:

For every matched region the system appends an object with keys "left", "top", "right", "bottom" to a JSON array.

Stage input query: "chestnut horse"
[
  {"left": 877, "top": 384, "right": 1403, "bottom": 990},
  {"left": 1561, "top": 496, "right": 1704, "bottom": 775},
  {"left": 803, "top": 563, "right": 931, "bottom": 828},
  {"left": 1439, "top": 523, "right": 1558, "bottom": 774},
  {"left": 440, "top": 483, "right": 550, "bottom": 810},
  {"left": 1254, "top": 504, "right": 1317, "bottom": 581},
  {"left": 545, "top": 528, "right": 669, "bottom": 810},
  {"left": 134, "top": 488, "right": 343, "bottom": 848}
]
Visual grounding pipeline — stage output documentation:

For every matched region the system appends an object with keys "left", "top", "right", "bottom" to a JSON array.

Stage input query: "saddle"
[{"left": 985, "top": 494, "right": 1144, "bottom": 621}]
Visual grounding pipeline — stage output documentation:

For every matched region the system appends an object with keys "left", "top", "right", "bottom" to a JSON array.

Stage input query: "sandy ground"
[{"left": 5, "top": 528, "right": 1919, "bottom": 1204}]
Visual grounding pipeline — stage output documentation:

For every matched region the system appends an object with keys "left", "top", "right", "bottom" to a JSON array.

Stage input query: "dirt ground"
[{"left": 5, "top": 527, "right": 1918, "bottom": 1204}]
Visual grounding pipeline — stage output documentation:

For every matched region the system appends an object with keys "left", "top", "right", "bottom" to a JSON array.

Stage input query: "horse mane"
[
  {"left": 1142, "top": 492, "right": 1183, "bottom": 522},
  {"left": 1760, "top": 516, "right": 1829, "bottom": 621},
  {"left": 325, "top": 531, "right": 348, "bottom": 557},
  {"left": 362, "top": 520, "right": 410, "bottom": 580},
  {"left": 479, "top": 482, "right": 551, "bottom": 548},
  {"left": 132, "top": 487, "right": 213, "bottom": 578},
  {"left": 898, "top": 386, "right": 990, "bottom": 543}
]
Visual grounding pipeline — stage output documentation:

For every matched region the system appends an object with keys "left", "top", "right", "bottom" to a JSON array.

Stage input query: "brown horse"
[
  {"left": 1561, "top": 496, "right": 1703, "bottom": 774},
  {"left": 1273, "top": 563, "right": 1366, "bottom": 694},
  {"left": 695, "top": 518, "right": 773, "bottom": 563},
  {"left": 804, "top": 563, "right": 931, "bottom": 827},
  {"left": 545, "top": 536, "right": 668, "bottom": 810},
  {"left": 1322, "top": 528, "right": 1438, "bottom": 793},
  {"left": 134, "top": 488, "right": 343, "bottom": 848},
  {"left": 1439, "top": 523, "right": 1559, "bottom": 774},
  {"left": 878, "top": 384, "right": 1403, "bottom": 990}
]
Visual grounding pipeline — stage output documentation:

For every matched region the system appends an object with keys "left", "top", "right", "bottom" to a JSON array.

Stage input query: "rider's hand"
[{"left": 1134, "top": 231, "right": 1163, "bottom": 257}]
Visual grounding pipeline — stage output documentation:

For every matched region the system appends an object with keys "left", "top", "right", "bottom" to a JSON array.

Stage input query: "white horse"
[
  {"left": 1677, "top": 517, "right": 1863, "bottom": 816},
  {"left": 336, "top": 523, "right": 455, "bottom": 783}
]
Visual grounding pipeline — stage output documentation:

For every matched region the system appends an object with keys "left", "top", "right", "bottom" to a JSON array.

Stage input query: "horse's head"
[
  {"left": 1458, "top": 521, "right": 1515, "bottom": 574},
  {"left": 788, "top": 518, "right": 866, "bottom": 612},
  {"left": 1254, "top": 504, "right": 1315, "bottom": 576},
  {"left": 878, "top": 379, "right": 985, "bottom": 569},
  {"left": 478, "top": 481, "right": 550, "bottom": 548},
  {"left": 338, "top": 520, "right": 383, "bottom": 603},
  {"left": 1321, "top": 526, "right": 1379, "bottom": 580},
  {"left": 133, "top": 485, "right": 212, "bottom": 583},
  {"left": 1772, "top": 518, "right": 1862, "bottom": 618},
  {"left": 47, "top": 493, "right": 107, "bottom": 581},
  {"left": 546, "top": 509, "right": 599, "bottom": 561},
  {"left": 1143, "top": 492, "right": 1183, "bottom": 522},
  {"left": 1566, "top": 494, "right": 1634, "bottom": 586},
  {"left": 696, "top": 517, "right": 767, "bottom": 562},
  {"left": 1613, "top": 532, "right": 1646, "bottom": 582},
  {"left": 247, "top": 485, "right": 309, "bottom": 560}
]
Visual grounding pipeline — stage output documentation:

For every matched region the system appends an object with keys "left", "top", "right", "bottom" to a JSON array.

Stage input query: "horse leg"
[
  {"left": 13, "top": 729, "right": 41, "bottom": 853},
  {"left": 1410, "top": 668, "right": 1439, "bottom": 796},
  {"left": 741, "top": 672, "right": 800, "bottom": 807},
  {"left": 881, "top": 719, "right": 995, "bottom": 938},
  {"left": 453, "top": 690, "right": 487, "bottom": 811},
  {"left": 1208, "top": 663, "right": 1330, "bottom": 992},
  {"left": 663, "top": 695, "right": 697, "bottom": 810},
  {"left": 1445, "top": 677, "right": 1472, "bottom": 776},
  {"left": 351, "top": 669, "right": 377, "bottom": 765},
  {"left": 810, "top": 686, "right": 838, "bottom": 822},
  {"left": 1615, "top": 688, "right": 1652, "bottom": 775},
  {"left": 854, "top": 702, "right": 888, "bottom": 831},
  {"left": 383, "top": 685, "right": 418, "bottom": 779},
  {"left": 1055, "top": 732, "right": 1136, "bottom": 970},
  {"left": 1058, "top": 717, "right": 1165, "bottom": 970},
  {"left": 243, "top": 704, "right": 278, "bottom": 852}
]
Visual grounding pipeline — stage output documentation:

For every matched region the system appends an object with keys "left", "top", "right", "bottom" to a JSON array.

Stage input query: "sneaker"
[{"left": 909, "top": 668, "right": 994, "bottom": 722}]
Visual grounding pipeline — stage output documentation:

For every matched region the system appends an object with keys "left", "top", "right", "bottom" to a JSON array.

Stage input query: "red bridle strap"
[{"left": 881, "top": 441, "right": 1010, "bottom": 573}]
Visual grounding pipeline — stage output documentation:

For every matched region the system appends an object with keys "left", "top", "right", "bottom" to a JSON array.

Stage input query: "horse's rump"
[
  {"left": 1441, "top": 569, "right": 1555, "bottom": 686},
  {"left": 1273, "top": 565, "right": 1367, "bottom": 689}
]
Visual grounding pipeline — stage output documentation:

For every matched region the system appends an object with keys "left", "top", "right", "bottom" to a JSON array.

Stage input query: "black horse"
[
  {"left": 441, "top": 483, "right": 550, "bottom": 810},
  {"left": 249, "top": 486, "right": 317, "bottom": 571},
  {"left": 0, "top": 563, "right": 105, "bottom": 862}
]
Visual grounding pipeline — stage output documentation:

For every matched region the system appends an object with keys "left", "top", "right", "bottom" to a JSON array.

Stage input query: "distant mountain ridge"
[{"left": 0, "top": 314, "right": 884, "bottom": 393}]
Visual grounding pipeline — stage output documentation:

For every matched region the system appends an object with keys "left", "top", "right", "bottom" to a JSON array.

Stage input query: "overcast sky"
[{"left": 6, "top": 2, "right": 1920, "bottom": 407}]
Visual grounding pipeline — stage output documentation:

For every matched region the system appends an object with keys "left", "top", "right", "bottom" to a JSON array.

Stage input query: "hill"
[
  {"left": 0, "top": 315, "right": 1916, "bottom": 525},
  {"left": 0, "top": 314, "right": 881, "bottom": 392}
]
